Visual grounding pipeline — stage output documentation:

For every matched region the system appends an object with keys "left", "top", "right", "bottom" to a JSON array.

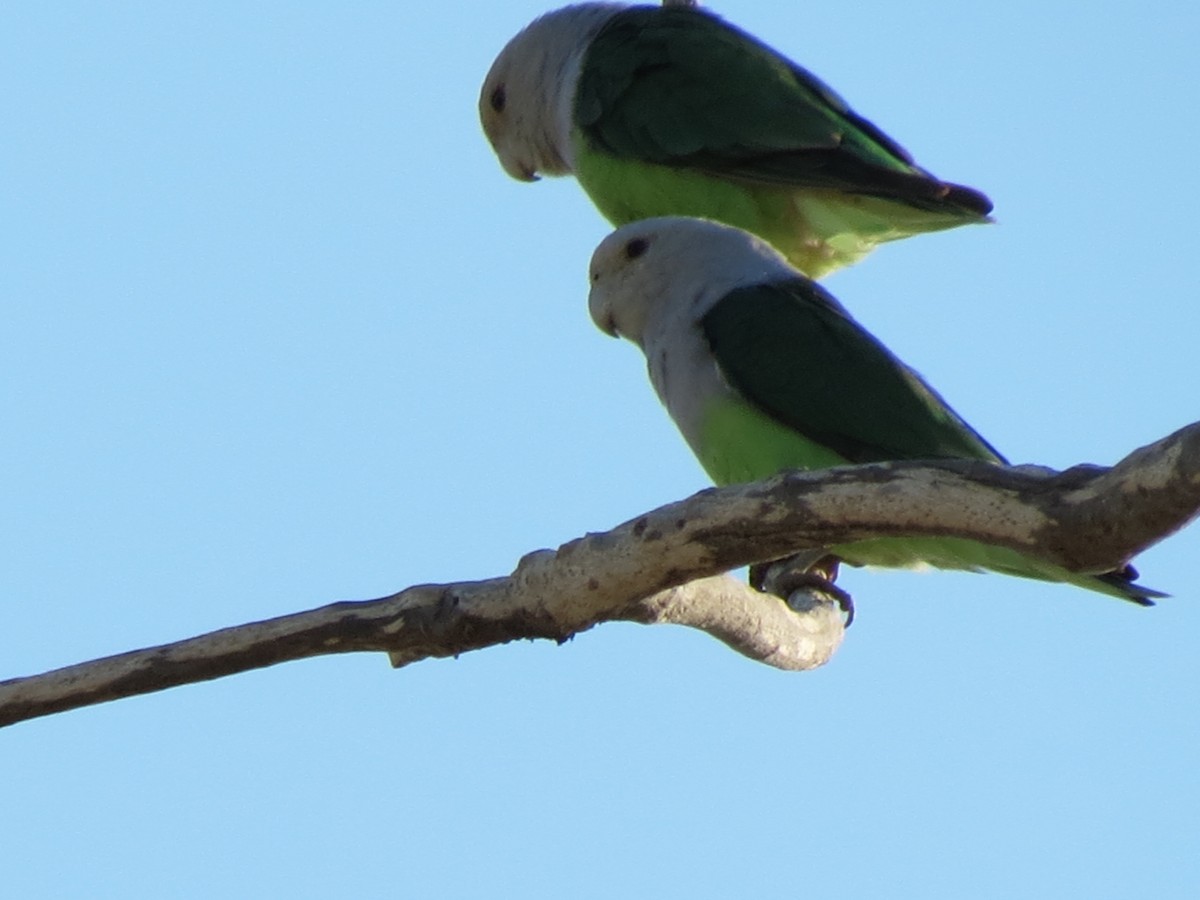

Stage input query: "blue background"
[{"left": 3, "top": 2, "right": 1198, "bottom": 896}]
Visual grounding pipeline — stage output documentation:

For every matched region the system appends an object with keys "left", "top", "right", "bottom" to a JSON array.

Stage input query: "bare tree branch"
[{"left": 2, "top": 421, "right": 1197, "bottom": 728}]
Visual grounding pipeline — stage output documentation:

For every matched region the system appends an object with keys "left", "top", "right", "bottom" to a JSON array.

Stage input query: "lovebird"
[
  {"left": 587, "top": 216, "right": 1163, "bottom": 606},
  {"left": 482, "top": 3, "right": 992, "bottom": 279}
]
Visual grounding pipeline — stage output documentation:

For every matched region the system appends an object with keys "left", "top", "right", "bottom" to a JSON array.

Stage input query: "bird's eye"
[
  {"left": 490, "top": 85, "right": 507, "bottom": 113},
  {"left": 624, "top": 237, "right": 649, "bottom": 260}
]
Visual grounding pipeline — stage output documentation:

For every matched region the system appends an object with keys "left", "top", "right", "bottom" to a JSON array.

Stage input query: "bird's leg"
[
  {"left": 751, "top": 552, "right": 854, "bottom": 627},
  {"left": 748, "top": 549, "right": 831, "bottom": 592}
]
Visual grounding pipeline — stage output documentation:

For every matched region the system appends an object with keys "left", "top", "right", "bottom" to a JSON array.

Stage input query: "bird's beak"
[
  {"left": 500, "top": 156, "right": 540, "bottom": 183},
  {"left": 588, "top": 284, "right": 620, "bottom": 338}
]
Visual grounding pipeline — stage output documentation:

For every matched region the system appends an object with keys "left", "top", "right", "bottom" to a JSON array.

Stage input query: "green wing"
[
  {"left": 700, "top": 280, "right": 1005, "bottom": 465},
  {"left": 576, "top": 7, "right": 991, "bottom": 216}
]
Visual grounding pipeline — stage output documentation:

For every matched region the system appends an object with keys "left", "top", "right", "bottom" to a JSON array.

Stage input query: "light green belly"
[
  {"left": 696, "top": 400, "right": 976, "bottom": 571},
  {"left": 574, "top": 140, "right": 977, "bottom": 279},
  {"left": 695, "top": 399, "right": 1129, "bottom": 596}
]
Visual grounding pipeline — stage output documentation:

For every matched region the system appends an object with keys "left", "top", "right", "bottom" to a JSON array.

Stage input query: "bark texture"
[{"left": 1, "top": 422, "right": 1197, "bottom": 728}]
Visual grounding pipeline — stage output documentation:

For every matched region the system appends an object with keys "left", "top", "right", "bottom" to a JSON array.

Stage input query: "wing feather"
[
  {"left": 576, "top": 8, "right": 992, "bottom": 215},
  {"left": 700, "top": 280, "right": 1006, "bottom": 464}
]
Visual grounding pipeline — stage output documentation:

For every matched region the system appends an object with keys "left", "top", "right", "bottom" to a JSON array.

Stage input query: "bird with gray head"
[
  {"left": 588, "top": 216, "right": 1164, "bottom": 610},
  {"left": 483, "top": 2, "right": 992, "bottom": 279}
]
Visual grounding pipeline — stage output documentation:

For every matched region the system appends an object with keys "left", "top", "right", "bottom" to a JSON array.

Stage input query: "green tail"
[{"left": 835, "top": 536, "right": 1163, "bottom": 606}]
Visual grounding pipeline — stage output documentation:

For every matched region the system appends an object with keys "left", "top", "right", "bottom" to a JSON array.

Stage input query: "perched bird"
[
  {"left": 587, "top": 216, "right": 1163, "bottom": 606},
  {"left": 482, "top": 2, "right": 992, "bottom": 279}
]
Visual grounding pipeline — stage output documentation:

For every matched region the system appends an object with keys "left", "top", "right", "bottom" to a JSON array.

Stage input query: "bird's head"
[
  {"left": 588, "top": 216, "right": 793, "bottom": 346},
  {"left": 479, "top": 6, "right": 621, "bottom": 182},
  {"left": 588, "top": 221, "right": 659, "bottom": 343}
]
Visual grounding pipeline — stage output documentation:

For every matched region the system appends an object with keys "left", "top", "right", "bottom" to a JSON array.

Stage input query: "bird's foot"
[{"left": 751, "top": 553, "right": 854, "bottom": 627}]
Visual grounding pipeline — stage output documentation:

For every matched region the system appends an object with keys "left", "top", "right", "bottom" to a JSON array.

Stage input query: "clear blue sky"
[{"left": 3, "top": 2, "right": 1198, "bottom": 896}]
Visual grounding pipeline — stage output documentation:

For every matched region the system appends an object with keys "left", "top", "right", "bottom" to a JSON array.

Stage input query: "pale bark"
[{"left": 1, "top": 421, "right": 1197, "bottom": 728}]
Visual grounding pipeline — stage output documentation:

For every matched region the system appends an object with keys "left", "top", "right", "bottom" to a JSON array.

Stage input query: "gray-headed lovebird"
[
  {"left": 588, "top": 216, "right": 1163, "bottom": 606},
  {"left": 482, "top": 3, "right": 992, "bottom": 279}
]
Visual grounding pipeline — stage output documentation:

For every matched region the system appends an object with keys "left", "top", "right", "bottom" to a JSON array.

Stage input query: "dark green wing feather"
[
  {"left": 700, "top": 279, "right": 1005, "bottom": 464},
  {"left": 576, "top": 7, "right": 991, "bottom": 215}
]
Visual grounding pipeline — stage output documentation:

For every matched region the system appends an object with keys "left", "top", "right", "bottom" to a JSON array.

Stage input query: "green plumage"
[
  {"left": 702, "top": 281, "right": 1004, "bottom": 465},
  {"left": 578, "top": 9, "right": 917, "bottom": 182},
  {"left": 694, "top": 281, "right": 1160, "bottom": 605},
  {"left": 572, "top": 7, "right": 991, "bottom": 277}
]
